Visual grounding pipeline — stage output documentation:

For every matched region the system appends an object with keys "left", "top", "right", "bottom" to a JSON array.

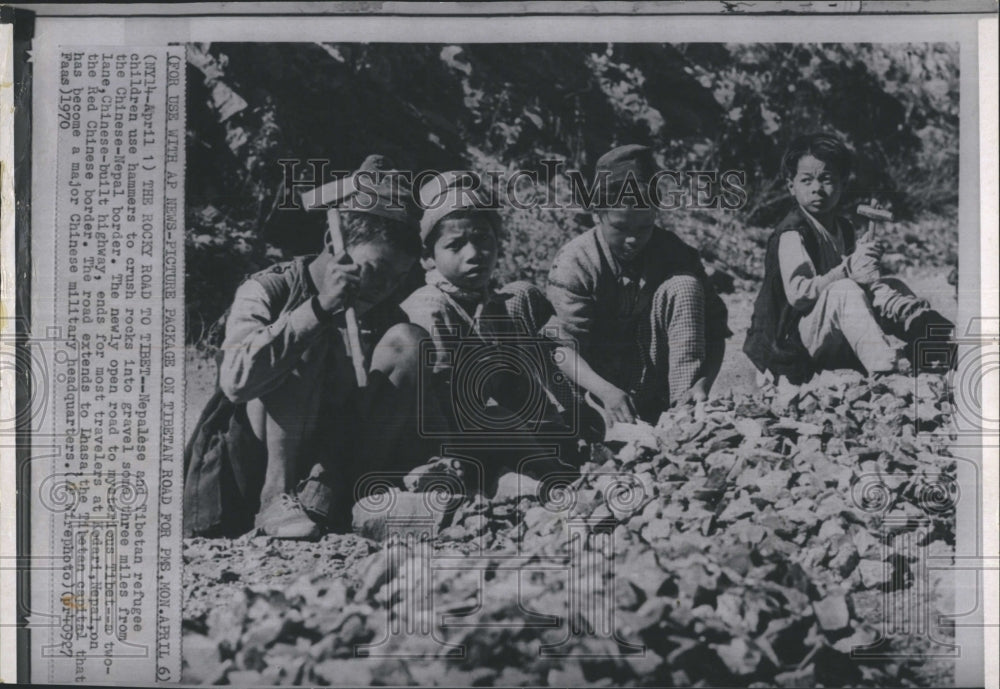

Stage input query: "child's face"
[
  {"left": 425, "top": 217, "right": 498, "bottom": 291},
  {"left": 347, "top": 241, "right": 416, "bottom": 314},
  {"left": 598, "top": 207, "right": 656, "bottom": 263},
  {"left": 786, "top": 154, "right": 844, "bottom": 217}
]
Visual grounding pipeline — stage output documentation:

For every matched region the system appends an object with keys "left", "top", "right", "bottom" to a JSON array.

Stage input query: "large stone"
[
  {"left": 492, "top": 472, "right": 540, "bottom": 502},
  {"left": 205, "top": 592, "right": 247, "bottom": 652},
  {"left": 355, "top": 543, "right": 411, "bottom": 601},
  {"left": 312, "top": 659, "right": 375, "bottom": 686},
  {"left": 620, "top": 549, "right": 672, "bottom": 600},
  {"left": 857, "top": 558, "right": 890, "bottom": 590},
  {"left": 352, "top": 489, "right": 449, "bottom": 542},
  {"left": 180, "top": 633, "right": 226, "bottom": 685},
  {"left": 831, "top": 623, "right": 878, "bottom": 653},
  {"left": 713, "top": 637, "right": 763, "bottom": 677},
  {"left": 828, "top": 538, "right": 861, "bottom": 579},
  {"left": 813, "top": 594, "right": 851, "bottom": 631},
  {"left": 547, "top": 662, "right": 587, "bottom": 686},
  {"left": 403, "top": 456, "right": 464, "bottom": 492},
  {"left": 604, "top": 421, "right": 660, "bottom": 450},
  {"left": 243, "top": 615, "right": 285, "bottom": 649}
]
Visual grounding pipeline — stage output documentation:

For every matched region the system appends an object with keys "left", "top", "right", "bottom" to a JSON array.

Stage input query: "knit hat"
[
  {"left": 417, "top": 171, "right": 503, "bottom": 244},
  {"left": 594, "top": 144, "right": 656, "bottom": 186}
]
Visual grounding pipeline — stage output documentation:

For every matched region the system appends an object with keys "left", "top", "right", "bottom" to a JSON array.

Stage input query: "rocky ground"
[
  {"left": 181, "top": 212, "right": 960, "bottom": 686},
  {"left": 182, "top": 368, "right": 958, "bottom": 686}
]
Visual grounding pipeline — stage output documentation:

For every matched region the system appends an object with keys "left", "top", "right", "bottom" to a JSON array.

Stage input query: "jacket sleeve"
[
  {"left": 544, "top": 249, "right": 596, "bottom": 353},
  {"left": 217, "top": 278, "right": 331, "bottom": 403},
  {"left": 400, "top": 288, "right": 453, "bottom": 339},
  {"left": 399, "top": 288, "right": 457, "bottom": 372},
  {"left": 778, "top": 231, "right": 849, "bottom": 312},
  {"left": 670, "top": 237, "right": 731, "bottom": 341}
]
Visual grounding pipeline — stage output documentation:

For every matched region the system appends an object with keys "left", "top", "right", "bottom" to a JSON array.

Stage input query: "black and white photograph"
[
  {"left": 179, "top": 37, "right": 965, "bottom": 687},
  {"left": 4, "top": 4, "right": 997, "bottom": 688}
]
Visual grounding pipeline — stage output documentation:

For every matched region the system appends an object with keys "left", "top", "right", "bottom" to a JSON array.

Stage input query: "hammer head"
[
  {"left": 299, "top": 154, "right": 396, "bottom": 211},
  {"left": 856, "top": 204, "right": 894, "bottom": 222},
  {"left": 299, "top": 175, "right": 357, "bottom": 211}
]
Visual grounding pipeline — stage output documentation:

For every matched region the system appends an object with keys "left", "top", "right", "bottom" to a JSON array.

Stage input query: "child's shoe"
[
  {"left": 869, "top": 348, "right": 912, "bottom": 382},
  {"left": 255, "top": 493, "right": 322, "bottom": 540},
  {"left": 904, "top": 309, "right": 956, "bottom": 372}
]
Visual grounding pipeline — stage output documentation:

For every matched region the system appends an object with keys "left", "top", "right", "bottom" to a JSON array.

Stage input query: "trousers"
[{"left": 798, "top": 277, "right": 940, "bottom": 374}]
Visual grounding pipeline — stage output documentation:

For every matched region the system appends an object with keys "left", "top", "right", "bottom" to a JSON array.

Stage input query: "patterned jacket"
[{"left": 544, "top": 226, "right": 730, "bottom": 383}]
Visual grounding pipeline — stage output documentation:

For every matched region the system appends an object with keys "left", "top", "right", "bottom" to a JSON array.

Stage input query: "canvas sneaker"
[{"left": 255, "top": 493, "right": 322, "bottom": 540}]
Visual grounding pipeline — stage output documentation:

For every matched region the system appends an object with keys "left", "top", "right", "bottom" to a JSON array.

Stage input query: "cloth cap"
[
  {"left": 594, "top": 144, "right": 656, "bottom": 186},
  {"left": 418, "top": 170, "right": 503, "bottom": 243},
  {"left": 336, "top": 154, "right": 420, "bottom": 228}
]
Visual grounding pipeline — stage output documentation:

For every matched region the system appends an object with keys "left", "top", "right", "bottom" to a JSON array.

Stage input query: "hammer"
[
  {"left": 299, "top": 171, "right": 368, "bottom": 388},
  {"left": 856, "top": 198, "right": 894, "bottom": 243}
]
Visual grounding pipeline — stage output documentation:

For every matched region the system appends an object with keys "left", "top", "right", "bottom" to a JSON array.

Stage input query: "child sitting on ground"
[
  {"left": 545, "top": 144, "right": 731, "bottom": 428},
  {"left": 744, "top": 132, "right": 954, "bottom": 384},
  {"left": 184, "top": 155, "right": 428, "bottom": 540},
  {"left": 400, "top": 171, "right": 574, "bottom": 473}
]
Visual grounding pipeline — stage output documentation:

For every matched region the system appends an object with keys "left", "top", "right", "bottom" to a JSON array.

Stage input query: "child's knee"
[
  {"left": 371, "top": 323, "right": 428, "bottom": 385},
  {"left": 654, "top": 275, "right": 704, "bottom": 312},
  {"left": 658, "top": 274, "right": 702, "bottom": 296},
  {"left": 826, "top": 278, "right": 866, "bottom": 305},
  {"left": 498, "top": 280, "right": 540, "bottom": 298},
  {"left": 498, "top": 280, "right": 552, "bottom": 332}
]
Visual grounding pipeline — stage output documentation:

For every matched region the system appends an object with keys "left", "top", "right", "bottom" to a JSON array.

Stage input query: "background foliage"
[{"left": 185, "top": 42, "right": 959, "bottom": 345}]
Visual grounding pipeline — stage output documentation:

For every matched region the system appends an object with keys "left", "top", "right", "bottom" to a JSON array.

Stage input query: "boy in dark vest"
[
  {"left": 545, "top": 144, "right": 731, "bottom": 427},
  {"left": 744, "top": 133, "right": 954, "bottom": 384},
  {"left": 184, "top": 155, "right": 428, "bottom": 540}
]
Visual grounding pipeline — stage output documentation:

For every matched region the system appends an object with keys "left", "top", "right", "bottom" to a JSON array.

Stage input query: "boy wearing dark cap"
[
  {"left": 743, "top": 133, "right": 954, "bottom": 383},
  {"left": 546, "top": 144, "right": 730, "bottom": 426},
  {"left": 401, "top": 172, "right": 571, "bottom": 445},
  {"left": 184, "top": 155, "right": 427, "bottom": 540}
]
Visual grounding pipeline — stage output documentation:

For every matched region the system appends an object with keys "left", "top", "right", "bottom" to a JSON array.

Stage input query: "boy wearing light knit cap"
[{"left": 401, "top": 171, "right": 571, "bottom": 447}]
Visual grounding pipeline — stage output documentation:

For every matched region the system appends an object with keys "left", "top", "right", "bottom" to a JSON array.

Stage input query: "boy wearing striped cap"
[{"left": 401, "top": 172, "right": 572, "bottom": 461}]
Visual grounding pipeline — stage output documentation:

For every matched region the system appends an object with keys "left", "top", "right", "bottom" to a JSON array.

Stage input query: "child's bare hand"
[
  {"left": 853, "top": 269, "right": 880, "bottom": 287},
  {"left": 680, "top": 377, "right": 709, "bottom": 405},
  {"left": 315, "top": 257, "right": 361, "bottom": 313},
  {"left": 597, "top": 385, "right": 636, "bottom": 426},
  {"left": 854, "top": 238, "right": 885, "bottom": 262},
  {"left": 846, "top": 240, "right": 882, "bottom": 285}
]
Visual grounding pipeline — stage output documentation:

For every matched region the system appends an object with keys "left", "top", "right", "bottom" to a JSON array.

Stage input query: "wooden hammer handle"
[{"left": 326, "top": 208, "right": 368, "bottom": 388}]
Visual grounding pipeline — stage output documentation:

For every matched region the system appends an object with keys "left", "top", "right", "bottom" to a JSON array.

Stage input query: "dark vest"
[{"left": 743, "top": 209, "right": 856, "bottom": 384}]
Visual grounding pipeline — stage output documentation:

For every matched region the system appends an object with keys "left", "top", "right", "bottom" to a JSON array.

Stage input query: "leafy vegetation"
[{"left": 185, "top": 42, "right": 959, "bottom": 344}]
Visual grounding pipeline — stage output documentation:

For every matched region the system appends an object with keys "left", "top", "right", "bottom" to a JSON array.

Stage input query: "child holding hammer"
[
  {"left": 744, "top": 133, "right": 954, "bottom": 384},
  {"left": 184, "top": 155, "right": 428, "bottom": 540}
]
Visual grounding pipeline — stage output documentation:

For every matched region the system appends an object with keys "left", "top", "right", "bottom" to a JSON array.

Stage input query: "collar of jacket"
[{"left": 594, "top": 225, "right": 664, "bottom": 282}]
